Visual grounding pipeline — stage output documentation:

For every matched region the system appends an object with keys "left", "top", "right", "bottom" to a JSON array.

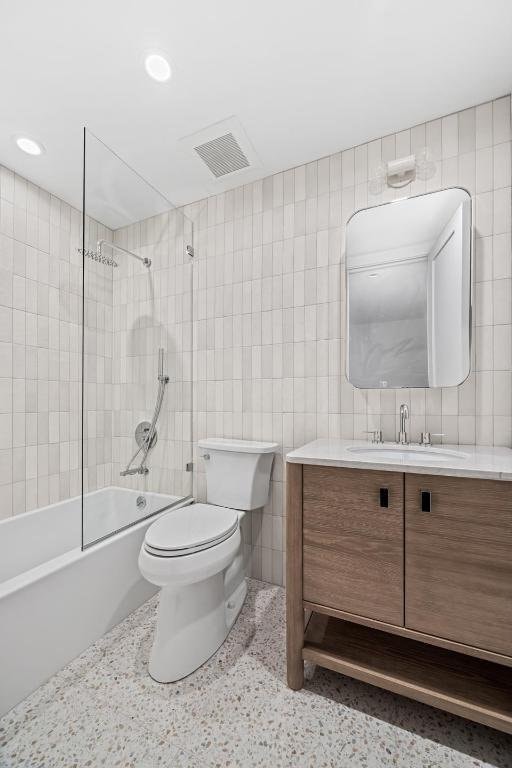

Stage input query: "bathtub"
[{"left": 0, "top": 487, "right": 189, "bottom": 717}]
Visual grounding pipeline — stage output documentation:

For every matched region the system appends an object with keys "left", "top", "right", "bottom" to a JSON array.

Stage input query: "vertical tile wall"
[
  {"left": 0, "top": 163, "right": 112, "bottom": 519},
  {"left": 111, "top": 209, "right": 193, "bottom": 500},
  {"left": 188, "top": 95, "right": 511, "bottom": 585},
  {"left": 1, "top": 95, "right": 510, "bottom": 591},
  {"left": 82, "top": 219, "right": 115, "bottom": 496}
]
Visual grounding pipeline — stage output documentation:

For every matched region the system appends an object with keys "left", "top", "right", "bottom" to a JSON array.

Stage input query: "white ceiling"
[{"left": 1, "top": 0, "right": 512, "bottom": 218}]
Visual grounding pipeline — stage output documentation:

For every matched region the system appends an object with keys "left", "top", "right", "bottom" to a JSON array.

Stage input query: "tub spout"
[{"left": 120, "top": 467, "right": 149, "bottom": 477}]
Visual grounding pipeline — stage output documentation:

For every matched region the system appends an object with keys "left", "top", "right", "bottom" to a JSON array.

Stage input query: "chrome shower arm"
[{"left": 97, "top": 239, "right": 152, "bottom": 268}]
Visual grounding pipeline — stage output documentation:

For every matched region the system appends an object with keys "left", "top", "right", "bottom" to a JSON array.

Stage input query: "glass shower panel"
[{"left": 81, "top": 129, "right": 193, "bottom": 549}]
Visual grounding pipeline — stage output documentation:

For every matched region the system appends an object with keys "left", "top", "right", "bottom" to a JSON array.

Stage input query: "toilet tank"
[{"left": 198, "top": 438, "right": 278, "bottom": 511}]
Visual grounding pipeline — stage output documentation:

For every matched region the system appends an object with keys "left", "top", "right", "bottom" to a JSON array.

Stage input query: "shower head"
[
  {"left": 78, "top": 247, "right": 118, "bottom": 268},
  {"left": 78, "top": 240, "right": 151, "bottom": 269}
]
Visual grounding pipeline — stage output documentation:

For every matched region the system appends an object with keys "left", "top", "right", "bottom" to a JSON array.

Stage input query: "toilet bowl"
[{"left": 138, "top": 437, "right": 278, "bottom": 682}]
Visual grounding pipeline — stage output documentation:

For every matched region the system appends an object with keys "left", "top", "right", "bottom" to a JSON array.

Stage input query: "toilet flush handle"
[{"left": 202, "top": 453, "right": 210, "bottom": 461}]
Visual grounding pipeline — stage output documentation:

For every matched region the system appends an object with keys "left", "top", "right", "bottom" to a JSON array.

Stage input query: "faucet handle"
[
  {"left": 420, "top": 432, "right": 445, "bottom": 446},
  {"left": 364, "top": 429, "right": 383, "bottom": 444}
]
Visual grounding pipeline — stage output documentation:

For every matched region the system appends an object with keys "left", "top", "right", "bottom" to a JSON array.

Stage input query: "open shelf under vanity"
[{"left": 303, "top": 612, "right": 512, "bottom": 734}]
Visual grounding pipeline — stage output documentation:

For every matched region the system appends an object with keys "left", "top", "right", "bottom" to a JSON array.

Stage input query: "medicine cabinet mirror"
[{"left": 346, "top": 187, "right": 471, "bottom": 389}]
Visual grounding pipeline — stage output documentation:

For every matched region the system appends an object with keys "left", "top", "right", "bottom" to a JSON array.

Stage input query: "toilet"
[{"left": 138, "top": 437, "right": 278, "bottom": 682}]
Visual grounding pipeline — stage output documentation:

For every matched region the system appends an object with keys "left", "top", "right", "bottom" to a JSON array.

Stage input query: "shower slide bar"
[{"left": 120, "top": 348, "right": 169, "bottom": 477}]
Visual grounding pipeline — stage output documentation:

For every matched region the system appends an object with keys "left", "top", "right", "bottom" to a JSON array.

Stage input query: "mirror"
[{"left": 346, "top": 188, "right": 471, "bottom": 389}]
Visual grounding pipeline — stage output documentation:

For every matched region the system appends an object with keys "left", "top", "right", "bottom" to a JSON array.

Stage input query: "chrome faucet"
[{"left": 398, "top": 403, "right": 409, "bottom": 445}]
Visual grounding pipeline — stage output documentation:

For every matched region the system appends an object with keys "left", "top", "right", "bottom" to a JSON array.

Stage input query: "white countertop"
[{"left": 286, "top": 439, "right": 512, "bottom": 481}]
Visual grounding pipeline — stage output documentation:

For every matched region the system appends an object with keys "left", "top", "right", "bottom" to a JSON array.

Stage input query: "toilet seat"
[{"left": 144, "top": 503, "right": 239, "bottom": 558}]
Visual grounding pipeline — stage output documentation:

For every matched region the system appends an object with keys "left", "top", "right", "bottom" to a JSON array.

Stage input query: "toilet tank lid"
[{"left": 198, "top": 437, "right": 278, "bottom": 454}]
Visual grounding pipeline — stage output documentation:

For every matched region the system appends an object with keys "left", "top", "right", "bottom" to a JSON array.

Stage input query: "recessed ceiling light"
[
  {"left": 15, "top": 136, "right": 45, "bottom": 156},
  {"left": 144, "top": 53, "right": 172, "bottom": 83}
]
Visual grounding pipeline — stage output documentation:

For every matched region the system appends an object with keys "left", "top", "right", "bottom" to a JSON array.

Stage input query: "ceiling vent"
[
  {"left": 179, "top": 116, "right": 261, "bottom": 189},
  {"left": 194, "top": 132, "right": 250, "bottom": 178}
]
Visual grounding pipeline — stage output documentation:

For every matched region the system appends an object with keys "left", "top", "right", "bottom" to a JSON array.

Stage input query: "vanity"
[
  {"left": 285, "top": 440, "right": 512, "bottom": 733},
  {"left": 286, "top": 184, "right": 512, "bottom": 731}
]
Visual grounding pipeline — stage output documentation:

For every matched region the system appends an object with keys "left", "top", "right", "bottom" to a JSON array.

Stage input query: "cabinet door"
[
  {"left": 405, "top": 474, "right": 512, "bottom": 657},
  {"left": 303, "top": 466, "right": 404, "bottom": 626}
]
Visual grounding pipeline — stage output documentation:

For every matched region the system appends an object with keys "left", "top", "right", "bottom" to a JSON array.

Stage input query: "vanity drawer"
[
  {"left": 405, "top": 474, "right": 512, "bottom": 657},
  {"left": 302, "top": 466, "right": 404, "bottom": 626}
]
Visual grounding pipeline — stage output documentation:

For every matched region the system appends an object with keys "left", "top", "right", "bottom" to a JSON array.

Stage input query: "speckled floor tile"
[
  {"left": 0, "top": 683, "right": 194, "bottom": 768},
  {"left": 1, "top": 579, "right": 512, "bottom": 768}
]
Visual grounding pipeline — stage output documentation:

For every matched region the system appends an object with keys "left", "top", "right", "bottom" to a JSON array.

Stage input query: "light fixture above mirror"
[{"left": 369, "top": 148, "right": 436, "bottom": 195}]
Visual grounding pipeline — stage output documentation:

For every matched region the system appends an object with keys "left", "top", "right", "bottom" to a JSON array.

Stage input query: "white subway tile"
[
  {"left": 493, "top": 96, "right": 511, "bottom": 145},
  {"left": 476, "top": 101, "right": 493, "bottom": 149}
]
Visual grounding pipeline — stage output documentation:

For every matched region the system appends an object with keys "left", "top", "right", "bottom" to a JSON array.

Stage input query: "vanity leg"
[{"left": 286, "top": 462, "right": 304, "bottom": 690}]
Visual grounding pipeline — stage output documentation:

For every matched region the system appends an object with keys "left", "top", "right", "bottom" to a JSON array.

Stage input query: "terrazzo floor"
[{"left": 1, "top": 579, "right": 512, "bottom": 768}]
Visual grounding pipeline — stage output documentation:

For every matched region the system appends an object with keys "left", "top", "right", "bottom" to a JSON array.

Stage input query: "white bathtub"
[{"left": 0, "top": 487, "right": 188, "bottom": 717}]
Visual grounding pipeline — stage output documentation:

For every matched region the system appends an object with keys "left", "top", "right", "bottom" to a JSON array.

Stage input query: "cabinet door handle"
[
  {"left": 379, "top": 488, "right": 389, "bottom": 508},
  {"left": 421, "top": 490, "right": 431, "bottom": 512}
]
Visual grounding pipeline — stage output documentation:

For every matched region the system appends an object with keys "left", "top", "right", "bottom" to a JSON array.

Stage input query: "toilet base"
[{"left": 148, "top": 574, "right": 247, "bottom": 683}]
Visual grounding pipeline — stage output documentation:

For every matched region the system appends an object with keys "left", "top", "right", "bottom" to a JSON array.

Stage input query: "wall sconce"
[{"left": 369, "top": 148, "right": 436, "bottom": 195}]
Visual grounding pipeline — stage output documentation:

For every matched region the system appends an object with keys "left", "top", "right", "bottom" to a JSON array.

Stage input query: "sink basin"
[{"left": 347, "top": 445, "right": 468, "bottom": 462}]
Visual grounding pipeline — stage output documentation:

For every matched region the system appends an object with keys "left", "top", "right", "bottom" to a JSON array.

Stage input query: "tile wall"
[
  {"left": 1, "top": 95, "right": 510, "bottom": 591},
  {"left": 0, "top": 164, "right": 112, "bottom": 519},
  {"left": 111, "top": 210, "right": 193, "bottom": 501},
  {"left": 82, "top": 220, "right": 115, "bottom": 496},
  {"left": 187, "top": 95, "right": 512, "bottom": 585}
]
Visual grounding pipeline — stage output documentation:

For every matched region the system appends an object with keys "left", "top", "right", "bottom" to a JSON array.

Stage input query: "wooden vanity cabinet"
[
  {"left": 405, "top": 473, "right": 512, "bottom": 658},
  {"left": 287, "top": 461, "right": 512, "bottom": 734},
  {"left": 303, "top": 465, "right": 404, "bottom": 625}
]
